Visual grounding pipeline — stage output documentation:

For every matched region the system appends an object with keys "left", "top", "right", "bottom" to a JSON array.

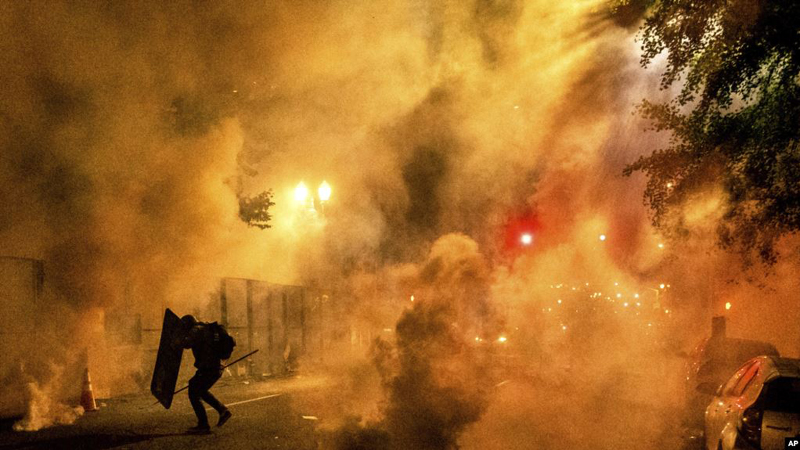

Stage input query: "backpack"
[{"left": 208, "top": 322, "right": 236, "bottom": 360}]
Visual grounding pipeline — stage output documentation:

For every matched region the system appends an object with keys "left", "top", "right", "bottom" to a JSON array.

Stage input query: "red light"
[{"left": 502, "top": 211, "right": 541, "bottom": 252}]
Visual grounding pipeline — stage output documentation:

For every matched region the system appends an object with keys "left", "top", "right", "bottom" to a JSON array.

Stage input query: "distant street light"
[
  {"left": 520, "top": 233, "right": 533, "bottom": 246},
  {"left": 599, "top": 234, "right": 607, "bottom": 241}
]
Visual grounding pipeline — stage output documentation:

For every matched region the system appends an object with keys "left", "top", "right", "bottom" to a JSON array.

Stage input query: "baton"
[
  {"left": 172, "top": 349, "right": 260, "bottom": 395},
  {"left": 152, "top": 349, "right": 260, "bottom": 405}
]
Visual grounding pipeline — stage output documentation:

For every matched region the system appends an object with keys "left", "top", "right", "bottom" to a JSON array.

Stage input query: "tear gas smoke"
[
  {"left": 1, "top": 0, "right": 798, "bottom": 444},
  {"left": 0, "top": 0, "right": 272, "bottom": 426},
  {"left": 328, "top": 234, "right": 497, "bottom": 450},
  {"left": 381, "top": 235, "right": 497, "bottom": 449},
  {"left": 12, "top": 365, "right": 85, "bottom": 432}
]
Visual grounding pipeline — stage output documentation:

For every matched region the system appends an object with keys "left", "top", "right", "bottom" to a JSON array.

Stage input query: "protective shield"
[{"left": 150, "top": 308, "right": 184, "bottom": 409}]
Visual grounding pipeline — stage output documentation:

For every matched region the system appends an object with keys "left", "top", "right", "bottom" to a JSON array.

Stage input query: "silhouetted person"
[{"left": 179, "top": 315, "right": 232, "bottom": 434}]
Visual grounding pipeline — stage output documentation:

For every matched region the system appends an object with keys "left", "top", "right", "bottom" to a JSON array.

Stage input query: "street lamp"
[
  {"left": 318, "top": 181, "right": 331, "bottom": 202},
  {"left": 317, "top": 181, "right": 332, "bottom": 214},
  {"left": 294, "top": 182, "right": 309, "bottom": 204},
  {"left": 294, "top": 181, "right": 333, "bottom": 212}
]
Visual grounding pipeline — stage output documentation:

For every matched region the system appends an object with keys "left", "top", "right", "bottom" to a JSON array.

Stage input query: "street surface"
[
  {"left": 0, "top": 365, "right": 703, "bottom": 450},
  {"left": 0, "top": 375, "right": 328, "bottom": 450}
]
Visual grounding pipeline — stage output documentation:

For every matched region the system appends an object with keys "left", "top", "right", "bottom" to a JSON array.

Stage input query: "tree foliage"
[
  {"left": 238, "top": 190, "right": 275, "bottom": 230},
  {"left": 623, "top": 0, "right": 800, "bottom": 263}
]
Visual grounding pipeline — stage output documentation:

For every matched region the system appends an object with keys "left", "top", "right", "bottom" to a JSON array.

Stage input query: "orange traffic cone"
[{"left": 80, "top": 367, "right": 98, "bottom": 412}]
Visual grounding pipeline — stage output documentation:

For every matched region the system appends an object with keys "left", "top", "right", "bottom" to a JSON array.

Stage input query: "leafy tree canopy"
[
  {"left": 622, "top": 0, "right": 800, "bottom": 264},
  {"left": 238, "top": 190, "right": 275, "bottom": 230}
]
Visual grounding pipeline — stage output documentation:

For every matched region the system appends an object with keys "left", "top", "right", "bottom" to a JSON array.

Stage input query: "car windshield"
[{"left": 764, "top": 377, "right": 800, "bottom": 413}]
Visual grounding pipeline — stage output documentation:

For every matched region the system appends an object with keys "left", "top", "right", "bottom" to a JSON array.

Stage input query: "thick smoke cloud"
[
  {"left": 0, "top": 0, "right": 271, "bottom": 425},
  {"left": 2, "top": 0, "right": 797, "bottom": 444},
  {"left": 0, "top": 0, "right": 672, "bottom": 436},
  {"left": 333, "top": 234, "right": 498, "bottom": 450},
  {"left": 382, "top": 235, "right": 497, "bottom": 448}
]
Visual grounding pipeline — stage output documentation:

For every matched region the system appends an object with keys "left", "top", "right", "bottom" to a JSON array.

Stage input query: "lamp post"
[
  {"left": 294, "top": 181, "right": 332, "bottom": 214},
  {"left": 292, "top": 180, "right": 333, "bottom": 363}
]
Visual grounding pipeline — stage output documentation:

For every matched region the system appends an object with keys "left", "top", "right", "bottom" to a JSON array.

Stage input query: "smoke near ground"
[
  {"left": 1, "top": 0, "right": 798, "bottom": 445},
  {"left": 323, "top": 234, "right": 497, "bottom": 450},
  {"left": 0, "top": 0, "right": 262, "bottom": 427}
]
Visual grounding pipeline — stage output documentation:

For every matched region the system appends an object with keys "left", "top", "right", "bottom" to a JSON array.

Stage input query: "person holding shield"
[{"left": 178, "top": 314, "right": 234, "bottom": 434}]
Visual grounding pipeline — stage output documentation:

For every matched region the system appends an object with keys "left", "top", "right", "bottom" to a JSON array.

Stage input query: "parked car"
[
  {"left": 701, "top": 356, "right": 800, "bottom": 450},
  {"left": 685, "top": 336, "right": 779, "bottom": 427}
]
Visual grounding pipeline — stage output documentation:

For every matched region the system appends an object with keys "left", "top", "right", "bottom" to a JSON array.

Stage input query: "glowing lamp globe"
[
  {"left": 294, "top": 182, "right": 309, "bottom": 203},
  {"left": 318, "top": 181, "right": 332, "bottom": 202}
]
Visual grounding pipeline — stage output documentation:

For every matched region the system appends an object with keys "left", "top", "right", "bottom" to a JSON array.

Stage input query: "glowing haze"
[{"left": 1, "top": 0, "right": 798, "bottom": 446}]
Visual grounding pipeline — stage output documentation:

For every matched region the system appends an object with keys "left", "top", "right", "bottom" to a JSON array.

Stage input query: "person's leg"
[
  {"left": 188, "top": 372, "right": 210, "bottom": 430},
  {"left": 202, "top": 390, "right": 232, "bottom": 426},
  {"left": 197, "top": 369, "right": 231, "bottom": 426},
  {"left": 200, "top": 389, "right": 224, "bottom": 413}
]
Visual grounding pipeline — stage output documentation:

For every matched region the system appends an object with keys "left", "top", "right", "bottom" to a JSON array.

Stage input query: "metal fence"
[
  {"left": 0, "top": 260, "right": 333, "bottom": 393},
  {"left": 219, "top": 278, "right": 326, "bottom": 376}
]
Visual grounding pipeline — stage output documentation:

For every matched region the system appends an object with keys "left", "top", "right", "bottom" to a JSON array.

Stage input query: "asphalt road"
[
  {"left": 0, "top": 365, "right": 702, "bottom": 450},
  {"left": 0, "top": 375, "right": 328, "bottom": 450}
]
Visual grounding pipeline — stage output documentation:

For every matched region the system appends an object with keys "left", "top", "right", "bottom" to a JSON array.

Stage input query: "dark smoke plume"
[
  {"left": 3, "top": 0, "right": 798, "bottom": 443},
  {"left": 330, "top": 234, "right": 500, "bottom": 450}
]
